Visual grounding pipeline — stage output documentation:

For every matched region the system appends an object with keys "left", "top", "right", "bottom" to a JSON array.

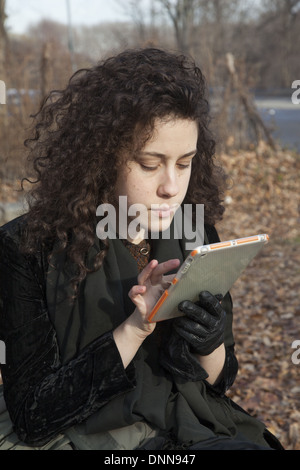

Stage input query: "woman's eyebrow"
[{"left": 140, "top": 150, "right": 197, "bottom": 158}]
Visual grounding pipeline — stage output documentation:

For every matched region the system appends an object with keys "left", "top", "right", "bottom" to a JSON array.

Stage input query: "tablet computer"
[{"left": 148, "top": 234, "right": 269, "bottom": 323}]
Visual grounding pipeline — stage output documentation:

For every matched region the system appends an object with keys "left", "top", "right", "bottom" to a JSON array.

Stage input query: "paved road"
[{"left": 255, "top": 96, "right": 300, "bottom": 152}]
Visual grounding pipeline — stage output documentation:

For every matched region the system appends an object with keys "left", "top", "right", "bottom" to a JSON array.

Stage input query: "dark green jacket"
[{"left": 0, "top": 216, "right": 282, "bottom": 450}]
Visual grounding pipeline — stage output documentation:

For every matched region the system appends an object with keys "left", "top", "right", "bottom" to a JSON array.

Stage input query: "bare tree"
[
  {"left": 158, "top": 0, "right": 198, "bottom": 54},
  {"left": 40, "top": 42, "right": 53, "bottom": 100},
  {"left": 255, "top": 0, "right": 300, "bottom": 87},
  {"left": 0, "top": 0, "right": 7, "bottom": 130},
  {"left": 114, "top": 0, "right": 162, "bottom": 46},
  {"left": 0, "top": 0, "right": 7, "bottom": 91}
]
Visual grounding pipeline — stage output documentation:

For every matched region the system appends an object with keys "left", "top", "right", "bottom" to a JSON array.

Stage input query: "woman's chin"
[{"left": 147, "top": 215, "right": 174, "bottom": 237}]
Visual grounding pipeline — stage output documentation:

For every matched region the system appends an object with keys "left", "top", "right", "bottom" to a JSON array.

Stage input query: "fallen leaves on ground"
[{"left": 216, "top": 142, "right": 300, "bottom": 449}]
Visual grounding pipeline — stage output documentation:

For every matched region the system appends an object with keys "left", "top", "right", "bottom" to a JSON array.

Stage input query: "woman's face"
[{"left": 115, "top": 117, "right": 198, "bottom": 243}]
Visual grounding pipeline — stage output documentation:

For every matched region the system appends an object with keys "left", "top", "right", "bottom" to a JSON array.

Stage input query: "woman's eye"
[
  {"left": 140, "top": 164, "right": 157, "bottom": 171},
  {"left": 139, "top": 161, "right": 192, "bottom": 171},
  {"left": 177, "top": 163, "right": 191, "bottom": 169}
]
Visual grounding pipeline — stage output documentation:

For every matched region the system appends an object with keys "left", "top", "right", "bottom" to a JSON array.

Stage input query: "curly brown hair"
[{"left": 21, "top": 47, "right": 227, "bottom": 284}]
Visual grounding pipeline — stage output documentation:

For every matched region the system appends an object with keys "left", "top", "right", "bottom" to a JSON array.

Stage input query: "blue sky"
[{"left": 6, "top": 0, "right": 129, "bottom": 33}]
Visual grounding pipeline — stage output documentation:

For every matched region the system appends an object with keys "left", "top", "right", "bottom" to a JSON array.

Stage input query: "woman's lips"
[{"left": 150, "top": 204, "right": 178, "bottom": 218}]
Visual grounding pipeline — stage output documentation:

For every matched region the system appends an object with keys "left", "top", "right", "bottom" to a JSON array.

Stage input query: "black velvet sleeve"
[{"left": 0, "top": 223, "right": 136, "bottom": 447}]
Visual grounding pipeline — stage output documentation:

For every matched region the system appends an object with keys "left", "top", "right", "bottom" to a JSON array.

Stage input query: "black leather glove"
[
  {"left": 159, "top": 291, "right": 238, "bottom": 388},
  {"left": 173, "top": 291, "right": 226, "bottom": 356}
]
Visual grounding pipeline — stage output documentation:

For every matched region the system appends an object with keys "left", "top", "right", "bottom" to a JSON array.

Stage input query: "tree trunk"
[
  {"left": 0, "top": 0, "right": 6, "bottom": 75},
  {"left": 41, "top": 42, "right": 53, "bottom": 100},
  {"left": 225, "top": 53, "right": 276, "bottom": 150},
  {"left": 0, "top": 0, "right": 7, "bottom": 118},
  {"left": 160, "top": 0, "right": 196, "bottom": 54}
]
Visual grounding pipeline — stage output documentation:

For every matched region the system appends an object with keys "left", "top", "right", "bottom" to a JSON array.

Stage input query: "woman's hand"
[
  {"left": 175, "top": 291, "right": 226, "bottom": 356},
  {"left": 128, "top": 258, "right": 180, "bottom": 335},
  {"left": 113, "top": 258, "right": 180, "bottom": 368}
]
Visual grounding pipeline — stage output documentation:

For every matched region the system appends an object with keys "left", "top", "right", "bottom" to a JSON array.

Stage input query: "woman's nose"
[{"left": 157, "top": 169, "right": 180, "bottom": 198}]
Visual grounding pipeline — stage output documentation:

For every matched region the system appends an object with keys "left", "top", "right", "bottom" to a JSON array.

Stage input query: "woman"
[{"left": 0, "top": 48, "right": 283, "bottom": 450}]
